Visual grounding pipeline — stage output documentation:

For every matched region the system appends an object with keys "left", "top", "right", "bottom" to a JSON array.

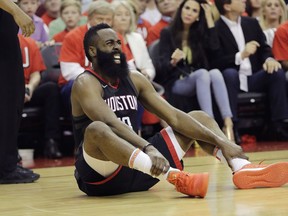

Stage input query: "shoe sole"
[
  {"left": 0, "top": 175, "right": 40, "bottom": 184},
  {"left": 233, "top": 162, "right": 288, "bottom": 189}
]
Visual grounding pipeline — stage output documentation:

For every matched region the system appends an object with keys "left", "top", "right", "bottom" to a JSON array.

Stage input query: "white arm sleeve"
[{"left": 60, "top": 62, "right": 86, "bottom": 81}]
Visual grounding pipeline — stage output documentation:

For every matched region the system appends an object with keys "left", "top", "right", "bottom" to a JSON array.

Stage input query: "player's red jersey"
[{"left": 18, "top": 34, "right": 46, "bottom": 84}]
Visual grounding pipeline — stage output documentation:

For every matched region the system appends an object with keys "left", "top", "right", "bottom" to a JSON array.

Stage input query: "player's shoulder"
[
  {"left": 129, "top": 69, "right": 143, "bottom": 80},
  {"left": 75, "top": 71, "right": 97, "bottom": 85},
  {"left": 129, "top": 70, "right": 150, "bottom": 88}
]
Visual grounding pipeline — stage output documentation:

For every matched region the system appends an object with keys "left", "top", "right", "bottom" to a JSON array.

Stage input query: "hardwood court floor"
[{"left": 1, "top": 149, "right": 288, "bottom": 216}]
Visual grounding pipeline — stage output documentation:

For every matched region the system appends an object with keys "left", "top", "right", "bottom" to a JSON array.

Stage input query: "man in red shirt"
[
  {"left": 19, "top": 34, "right": 62, "bottom": 159},
  {"left": 273, "top": 21, "right": 288, "bottom": 72},
  {"left": 146, "top": 0, "right": 178, "bottom": 47}
]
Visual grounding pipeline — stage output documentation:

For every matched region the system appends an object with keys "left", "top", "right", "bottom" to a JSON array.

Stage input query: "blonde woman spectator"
[
  {"left": 112, "top": 0, "right": 155, "bottom": 80},
  {"left": 259, "top": 0, "right": 287, "bottom": 47}
]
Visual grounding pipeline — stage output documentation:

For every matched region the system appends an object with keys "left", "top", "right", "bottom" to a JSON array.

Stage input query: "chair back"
[{"left": 40, "top": 43, "right": 62, "bottom": 83}]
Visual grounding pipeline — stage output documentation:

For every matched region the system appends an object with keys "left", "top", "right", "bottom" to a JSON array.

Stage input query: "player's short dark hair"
[{"left": 83, "top": 23, "right": 112, "bottom": 62}]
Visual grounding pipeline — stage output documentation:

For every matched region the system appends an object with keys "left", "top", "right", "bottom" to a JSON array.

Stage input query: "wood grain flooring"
[{"left": 1, "top": 150, "right": 288, "bottom": 216}]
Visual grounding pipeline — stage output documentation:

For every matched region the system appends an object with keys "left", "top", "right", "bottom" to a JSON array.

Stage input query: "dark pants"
[
  {"left": 222, "top": 68, "right": 288, "bottom": 122},
  {"left": 0, "top": 10, "right": 24, "bottom": 176},
  {"left": 60, "top": 80, "right": 74, "bottom": 119},
  {"left": 25, "top": 82, "right": 61, "bottom": 140}
]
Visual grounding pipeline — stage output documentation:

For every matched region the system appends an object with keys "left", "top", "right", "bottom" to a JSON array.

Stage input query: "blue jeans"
[{"left": 172, "top": 68, "right": 232, "bottom": 119}]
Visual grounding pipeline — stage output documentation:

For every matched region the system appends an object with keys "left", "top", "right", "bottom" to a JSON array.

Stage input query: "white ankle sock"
[
  {"left": 162, "top": 167, "right": 180, "bottom": 181},
  {"left": 128, "top": 149, "right": 180, "bottom": 181},
  {"left": 129, "top": 149, "right": 152, "bottom": 175},
  {"left": 213, "top": 147, "right": 251, "bottom": 172}
]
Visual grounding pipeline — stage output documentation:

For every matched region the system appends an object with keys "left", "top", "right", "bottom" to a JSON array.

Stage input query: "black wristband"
[{"left": 143, "top": 143, "right": 153, "bottom": 153}]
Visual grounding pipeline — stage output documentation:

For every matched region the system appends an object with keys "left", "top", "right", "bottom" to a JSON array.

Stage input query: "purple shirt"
[{"left": 19, "top": 15, "right": 48, "bottom": 43}]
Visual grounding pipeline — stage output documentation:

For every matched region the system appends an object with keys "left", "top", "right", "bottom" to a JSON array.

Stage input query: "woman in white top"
[
  {"left": 259, "top": 0, "right": 287, "bottom": 47},
  {"left": 111, "top": 0, "right": 155, "bottom": 81}
]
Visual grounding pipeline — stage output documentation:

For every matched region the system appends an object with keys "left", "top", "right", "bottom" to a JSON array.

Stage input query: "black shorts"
[{"left": 74, "top": 128, "right": 184, "bottom": 196}]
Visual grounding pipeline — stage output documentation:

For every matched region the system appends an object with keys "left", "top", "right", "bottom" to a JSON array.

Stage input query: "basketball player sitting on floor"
[{"left": 71, "top": 23, "right": 288, "bottom": 197}]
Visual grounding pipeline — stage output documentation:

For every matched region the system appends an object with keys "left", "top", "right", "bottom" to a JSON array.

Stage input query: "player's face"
[
  {"left": 61, "top": 5, "right": 81, "bottom": 30},
  {"left": 97, "top": 29, "right": 122, "bottom": 63},
  {"left": 96, "top": 29, "right": 129, "bottom": 79},
  {"left": 18, "top": 0, "right": 39, "bottom": 18}
]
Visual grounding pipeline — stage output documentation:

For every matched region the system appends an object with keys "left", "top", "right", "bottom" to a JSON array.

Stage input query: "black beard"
[{"left": 97, "top": 49, "right": 129, "bottom": 79}]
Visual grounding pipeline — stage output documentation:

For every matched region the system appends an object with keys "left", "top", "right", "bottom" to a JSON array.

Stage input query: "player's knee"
[
  {"left": 85, "top": 121, "right": 110, "bottom": 141},
  {"left": 188, "top": 110, "right": 209, "bottom": 118}
]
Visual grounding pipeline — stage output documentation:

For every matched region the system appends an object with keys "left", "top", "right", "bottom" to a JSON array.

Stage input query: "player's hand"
[
  {"left": 170, "top": 48, "right": 185, "bottom": 67},
  {"left": 263, "top": 58, "right": 282, "bottom": 74},
  {"left": 13, "top": 10, "right": 35, "bottom": 37},
  {"left": 241, "top": 41, "right": 260, "bottom": 59},
  {"left": 145, "top": 146, "right": 170, "bottom": 177},
  {"left": 220, "top": 142, "right": 249, "bottom": 169}
]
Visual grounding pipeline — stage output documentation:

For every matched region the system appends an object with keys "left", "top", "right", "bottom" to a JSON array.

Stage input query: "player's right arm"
[{"left": 0, "top": 0, "right": 34, "bottom": 37}]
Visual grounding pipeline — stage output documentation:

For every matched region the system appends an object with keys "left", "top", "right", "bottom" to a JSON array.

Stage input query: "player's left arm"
[{"left": 131, "top": 72, "right": 234, "bottom": 149}]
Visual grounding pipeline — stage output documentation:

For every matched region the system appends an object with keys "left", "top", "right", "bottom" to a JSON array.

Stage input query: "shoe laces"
[{"left": 174, "top": 173, "right": 192, "bottom": 194}]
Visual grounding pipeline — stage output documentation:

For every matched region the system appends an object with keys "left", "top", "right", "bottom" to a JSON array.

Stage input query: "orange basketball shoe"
[
  {"left": 233, "top": 162, "right": 288, "bottom": 189},
  {"left": 167, "top": 171, "right": 209, "bottom": 198}
]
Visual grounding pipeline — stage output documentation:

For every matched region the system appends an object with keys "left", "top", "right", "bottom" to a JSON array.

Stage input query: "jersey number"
[{"left": 118, "top": 117, "right": 132, "bottom": 129}]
